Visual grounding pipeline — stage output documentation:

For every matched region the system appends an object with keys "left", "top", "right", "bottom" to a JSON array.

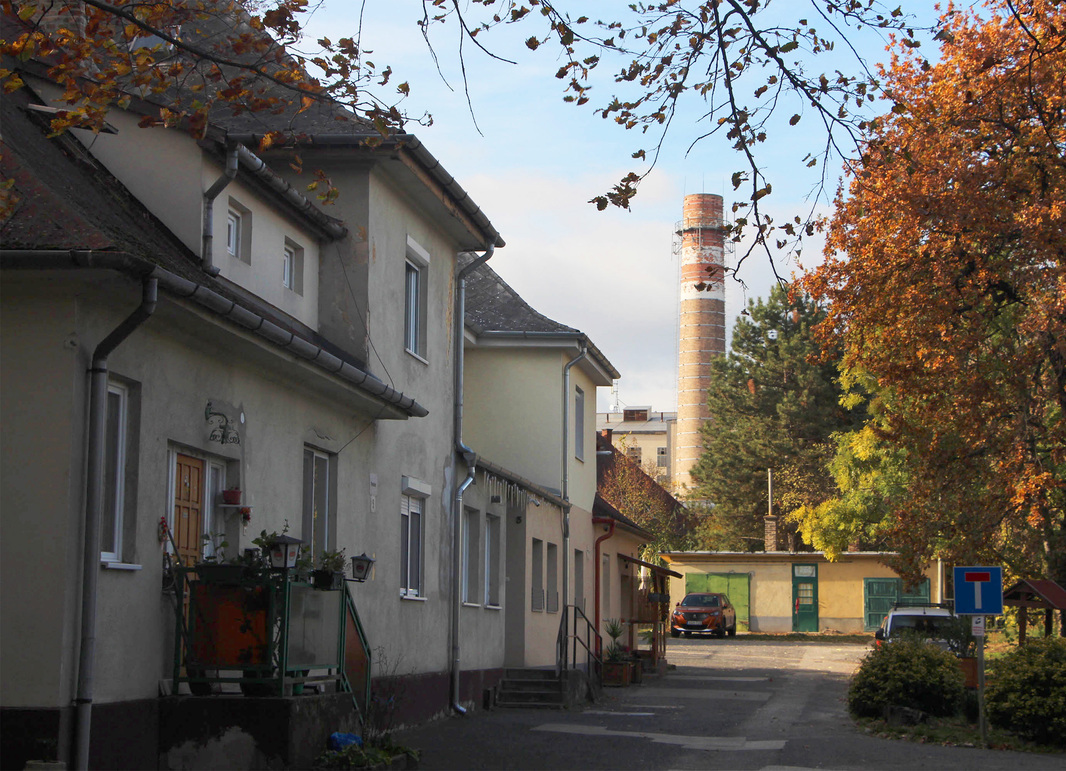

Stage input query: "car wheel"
[
  {"left": 727, "top": 623, "right": 737, "bottom": 637},
  {"left": 683, "top": 631, "right": 693, "bottom": 638},
  {"left": 670, "top": 628, "right": 680, "bottom": 638},
  {"left": 716, "top": 626, "right": 726, "bottom": 638}
]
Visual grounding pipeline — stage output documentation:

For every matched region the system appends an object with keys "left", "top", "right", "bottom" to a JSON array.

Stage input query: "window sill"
[
  {"left": 462, "top": 602, "right": 481, "bottom": 608},
  {"left": 404, "top": 348, "right": 429, "bottom": 366},
  {"left": 485, "top": 604, "right": 502, "bottom": 611},
  {"left": 101, "top": 561, "right": 142, "bottom": 571},
  {"left": 400, "top": 593, "right": 427, "bottom": 602}
]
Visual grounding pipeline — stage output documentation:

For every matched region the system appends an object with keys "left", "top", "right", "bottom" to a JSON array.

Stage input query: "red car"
[{"left": 670, "top": 592, "right": 737, "bottom": 638}]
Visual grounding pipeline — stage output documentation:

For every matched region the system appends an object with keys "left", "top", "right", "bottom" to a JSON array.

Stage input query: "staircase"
[{"left": 496, "top": 668, "right": 568, "bottom": 709}]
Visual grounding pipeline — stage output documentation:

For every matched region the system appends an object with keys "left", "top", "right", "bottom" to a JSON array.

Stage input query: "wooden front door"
[{"left": 174, "top": 454, "right": 204, "bottom": 568}]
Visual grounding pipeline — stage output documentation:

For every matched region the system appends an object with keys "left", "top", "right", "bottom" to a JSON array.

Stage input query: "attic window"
[{"left": 24, "top": 104, "right": 118, "bottom": 134}]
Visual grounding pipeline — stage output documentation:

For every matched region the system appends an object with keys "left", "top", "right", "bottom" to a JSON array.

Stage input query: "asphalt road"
[{"left": 393, "top": 637, "right": 1066, "bottom": 770}]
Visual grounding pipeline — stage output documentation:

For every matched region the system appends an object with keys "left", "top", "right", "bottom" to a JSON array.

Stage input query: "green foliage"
[
  {"left": 315, "top": 740, "right": 419, "bottom": 770},
  {"left": 986, "top": 638, "right": 1066, "bottom": 746},
  {"left": 847, "top": 639, "right": 965, "bottom": 719},
  {"left": 318, "top": 549, "right": 347, "bottom": 574},
  {"left": 603, "top": 617, "right": 629, "bottom": 662},
  {"left": 692, "top": 285, "right": 861, "bottom": 550}
]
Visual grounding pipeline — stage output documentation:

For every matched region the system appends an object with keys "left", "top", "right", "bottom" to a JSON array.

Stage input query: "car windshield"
[
  {"left": 681, "top": 594, "right": 720, "bottom": 608},
  {"left": 890, "top": 615, "right": 953, "bottom": 637}
]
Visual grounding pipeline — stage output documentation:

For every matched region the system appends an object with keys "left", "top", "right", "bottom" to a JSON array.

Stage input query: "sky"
[{"left": 301, "top": 2, "right": 935, "bottom": 412}]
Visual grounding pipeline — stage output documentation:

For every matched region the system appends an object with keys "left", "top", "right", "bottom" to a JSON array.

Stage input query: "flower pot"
[
  {"left": 221, "top": 489, "right": 242, "bottom": 505},
  {"left": 312, "top": 569, "right": 344, "bottom": 590},
  {"left": 602, "top": 661, "right": 631, "bottom": 687}
]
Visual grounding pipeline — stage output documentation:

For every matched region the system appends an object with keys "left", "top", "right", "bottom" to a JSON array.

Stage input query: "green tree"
[{"left": 691, "top": 284, "right": 861, "bottom": 551}]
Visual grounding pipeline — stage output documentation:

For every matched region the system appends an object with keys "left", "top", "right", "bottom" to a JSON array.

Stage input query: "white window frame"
[
  {"left": 575, "top": 386, "right": 585, "bottom": 461},
  {"left": 400, "top": 489, "right": 428, "bottom": 599},
  {"left": 404, "top": 237, "right": 430, "bottom": 360},
  {"left": 531, "top": 538, "right": 544, "bottom": 611},
  {"left": 462, "top": 507, "right": 480, "bottom": 605},
  {"left": 202, "top": 460, "right": 226, "bottom": 559},
  {"left": 303, "top": 447, "right": 332, "bottom": 559},
  {"left": 485, "top": 514, "right": 501, "bottom": 608},
  {"left": 101, "top": 382, "right": 128, "bottom": 562},
  {"left": 226, "top": 210, "right": 241, "bottom": 257}
]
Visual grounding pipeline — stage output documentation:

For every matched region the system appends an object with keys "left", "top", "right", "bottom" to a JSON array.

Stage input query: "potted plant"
[
  {"left": 195, "top": 532, "right": 245, "bottom": 584},
  {"left": 601, "top": 618, "right": 631, "bottom": 686},
  {"left": 221, "top": 487, "right": 242, "bottom": 505},
  {"left": 313, "top": 549, "right": 347, "bottom": 590}
]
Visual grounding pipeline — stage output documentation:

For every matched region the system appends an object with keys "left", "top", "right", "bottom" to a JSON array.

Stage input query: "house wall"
[
  {"left": 463, "top": 347, "right": 563, "bottom": 491},
  {"left": 663, "top": 553, "right": 941, "bottom": 633}
]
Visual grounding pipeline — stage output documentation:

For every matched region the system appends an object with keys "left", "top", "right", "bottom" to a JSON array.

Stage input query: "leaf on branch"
[{"left": 790, "top": 114, "right": 801, "bottom": 126}]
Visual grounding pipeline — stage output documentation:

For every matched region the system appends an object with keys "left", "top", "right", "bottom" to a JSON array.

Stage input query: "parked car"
[
  {"left": 874, "top": 604, "right": 957, "bottom": 650},
  {"left": 670, "top": 592, "right": 737, "bottom": 638}
]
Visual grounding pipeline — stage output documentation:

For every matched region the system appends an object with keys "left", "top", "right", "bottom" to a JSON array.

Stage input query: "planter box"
[
  {"left": 602, "top": 661, "right": 631, "bottom": 687},
  {"left": 312, "top": 570, "right": 344, "bottom": 591},
  {"left": 194, "top": 563, "right": 248, "bottom": 585}
]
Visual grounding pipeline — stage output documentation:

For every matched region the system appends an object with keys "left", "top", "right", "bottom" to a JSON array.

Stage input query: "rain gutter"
[
  {"left": 74, "top": 277, "right": 158, "bottom": 771},
  {"left": 201, "top": 147, "right": 238, "bottom": 276},
  {"left": 560, "top": 344, "right": 587, "bottom": 663},
  {"left": 450, "top": 244, "right": 495, "bottom": 715},
  {"left": 0, "top": 251, "right": 426, "bottom": 417},
  {"left": 592, "top": 517, "right": 616, "bottom": 642}
]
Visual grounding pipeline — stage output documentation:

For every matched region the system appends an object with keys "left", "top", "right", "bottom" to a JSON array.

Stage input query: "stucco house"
[
  {"left": 459, "top": 258, "right": 655, "bottom": 670},
  {"left": 0, "top": 56, "right": 503, "bottom": 765},
  {"left": 661, "top": 545, "right": 945, "bottom": 634}
]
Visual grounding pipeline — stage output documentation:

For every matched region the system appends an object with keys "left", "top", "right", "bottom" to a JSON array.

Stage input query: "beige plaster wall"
[{"left": 663, "top": 553, "right": 942, "bottom": 634}]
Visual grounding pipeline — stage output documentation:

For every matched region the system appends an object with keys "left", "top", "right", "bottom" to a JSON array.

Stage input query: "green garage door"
[
  {"left": 863, "top": 578, "right": 930, "bottom": 631},
  {"left": 685, "top": 573, "right": 751, "bottom": 632}
]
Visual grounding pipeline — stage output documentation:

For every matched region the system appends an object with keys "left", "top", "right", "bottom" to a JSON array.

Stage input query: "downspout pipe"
[
  {"left": 74, "top": 278, "right": 157, "bottom": 771},
  {"left": 592, "top": 516, "right": 616, "bottom": 649},
  {"left": 450, "top": 244, "right": 494, "bottom": 715},
  {"left": 560, "top": 345, "right": 586, "bottom": 664},
  {"left": 201, "top": 147, "right": 238, "bottom": 276}
]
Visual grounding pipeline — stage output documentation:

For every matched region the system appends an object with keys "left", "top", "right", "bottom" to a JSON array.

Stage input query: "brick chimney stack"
[
  {"left": 764, "top": 516, "right": 781, "bottom": 552},
  {"left": 673, "top": 193, "right": 728, "bottom": 491}
]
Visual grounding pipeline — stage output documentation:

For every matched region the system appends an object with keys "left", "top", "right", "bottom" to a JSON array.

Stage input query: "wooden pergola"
[
  {"left": 621, "top": 553, "right": 682, "bottom": 673},
  {"left": 1002, "top": 579, "right": 1066, "bottom": 644}
]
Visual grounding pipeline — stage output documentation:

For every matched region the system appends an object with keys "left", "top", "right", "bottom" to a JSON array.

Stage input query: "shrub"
[
  {"left": 985, "top": 637, "right": 1066, "bottom": 746},
  {"left": 847, "top": 639, "right": 965, "bottom": 718}
]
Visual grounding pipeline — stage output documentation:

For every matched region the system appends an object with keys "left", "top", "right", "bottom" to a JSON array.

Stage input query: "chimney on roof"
[{"left": 764, "top": 516, "right": 780, "bottom": 552}]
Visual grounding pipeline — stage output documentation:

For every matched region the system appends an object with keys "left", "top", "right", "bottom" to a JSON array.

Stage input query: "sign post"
[{"left": 953, "top": 566, "right": 1003, "bottom": 748}]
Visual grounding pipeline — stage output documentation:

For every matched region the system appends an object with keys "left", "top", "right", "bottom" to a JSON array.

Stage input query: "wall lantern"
[
  {"left": 269, "top": 534, "right": 303, "bottom": 569},
  {"left": 350, "top": 552, "right": 375, "bottom": 582}
]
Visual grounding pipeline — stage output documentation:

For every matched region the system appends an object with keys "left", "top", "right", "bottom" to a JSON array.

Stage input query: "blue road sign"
[{"left": 953, "top": 566, "right": 1003, "bottom": 615}]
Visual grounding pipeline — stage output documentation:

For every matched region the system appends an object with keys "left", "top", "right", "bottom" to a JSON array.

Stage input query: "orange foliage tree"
[{"left": 802, "top": 0, "right": 1066, "bottom": 584}]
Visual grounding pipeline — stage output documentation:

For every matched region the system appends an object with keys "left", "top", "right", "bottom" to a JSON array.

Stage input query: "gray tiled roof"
[{"left": 460, "top": 254, "right": 579, "bottom": 335}]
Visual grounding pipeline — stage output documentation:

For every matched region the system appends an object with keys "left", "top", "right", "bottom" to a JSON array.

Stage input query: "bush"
[
  {"left": 985, "top": 637, "right": 1066, "bottom": 746},
  {"left": 847, "top": 639, "right": 965, "bottom": 718}
]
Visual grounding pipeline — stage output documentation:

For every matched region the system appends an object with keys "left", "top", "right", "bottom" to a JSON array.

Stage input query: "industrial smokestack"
[{"left": 674, "top": 193, "right": 727, "bottom": 491}]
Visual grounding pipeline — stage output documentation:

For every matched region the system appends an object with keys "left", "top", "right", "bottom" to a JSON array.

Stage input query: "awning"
[{"left": 619, "top": 553, "right": 682, "bottom": 579}]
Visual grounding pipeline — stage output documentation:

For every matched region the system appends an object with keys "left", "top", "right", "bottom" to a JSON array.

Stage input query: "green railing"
[{"left": 172, "top": 565, "right": 371, "bottom": 722}]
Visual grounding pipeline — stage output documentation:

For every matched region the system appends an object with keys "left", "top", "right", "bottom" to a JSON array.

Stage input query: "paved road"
[{"left": 394, "top": 638, "right": 1065, "bottom": 770}]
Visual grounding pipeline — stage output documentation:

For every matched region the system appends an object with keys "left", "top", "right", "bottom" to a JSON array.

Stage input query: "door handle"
[{"left": 794, "top": 598, "right": 800, "bottom": 613}]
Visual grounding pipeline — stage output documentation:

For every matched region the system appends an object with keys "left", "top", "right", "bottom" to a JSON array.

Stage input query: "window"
[
  {"left": 101, "top": 382, "right": 128, "bottom": 562},
  {"left": 626, "top": 446, "right": 642, "bottom": 464},
  {"left": 462, "top": 507, "right": 480, "bottom": 604},
  {"left": 531, "top": 538, "right": 544, "bottom": 611},
  {"left": 485, "top": 514, "right": 501, "bottom": 607},
  {"left": 400, "top": 494, "right": 424, "bottom": 597},
  {"left": 574, "top": 386, "right": 585, "bottom": 461},
  {"left": 657, "top": 446, "right": 668, "bottom": 467},
  {"left": 404, "top": 262, "right": 422, "bottom": 354},
  {"left": 573, "top": 549, "right": 584, "bottom": 611},
  {"left": 226, "top": 210, "right": 241, "bottom": 257},
  {"left": 602, "top": 553, "right": 611, "bottom": 613},
  {"left": 404, "top": 237, "right": 430, "bottom": 359},
  {"left": 283, "top": 239, "right": 304, "bottom": 295},
  {"left": 546, "top": 542, "right": 559, "bottom": 613},
  {"left": 302, "top": 448, "right": 332, "bottom": 559},
  {"left": 226, "top": 198, "right": 251, "bottom": 263},
  {"left": 202, "top": 460, "right": 227, "bottom": 559}
]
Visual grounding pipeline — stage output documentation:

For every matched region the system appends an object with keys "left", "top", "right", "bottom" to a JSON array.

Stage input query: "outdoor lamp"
[
  {"left": 350, "top": 552, "right": 375, "bottom": 582},
  {"left": 269, "top": 534, "right": 303, "bottom": 569}
]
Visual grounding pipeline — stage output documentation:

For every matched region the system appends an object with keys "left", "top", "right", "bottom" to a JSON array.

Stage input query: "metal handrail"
[{"left": 555, "top": 604, "right": 602, "bottom": 683}]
